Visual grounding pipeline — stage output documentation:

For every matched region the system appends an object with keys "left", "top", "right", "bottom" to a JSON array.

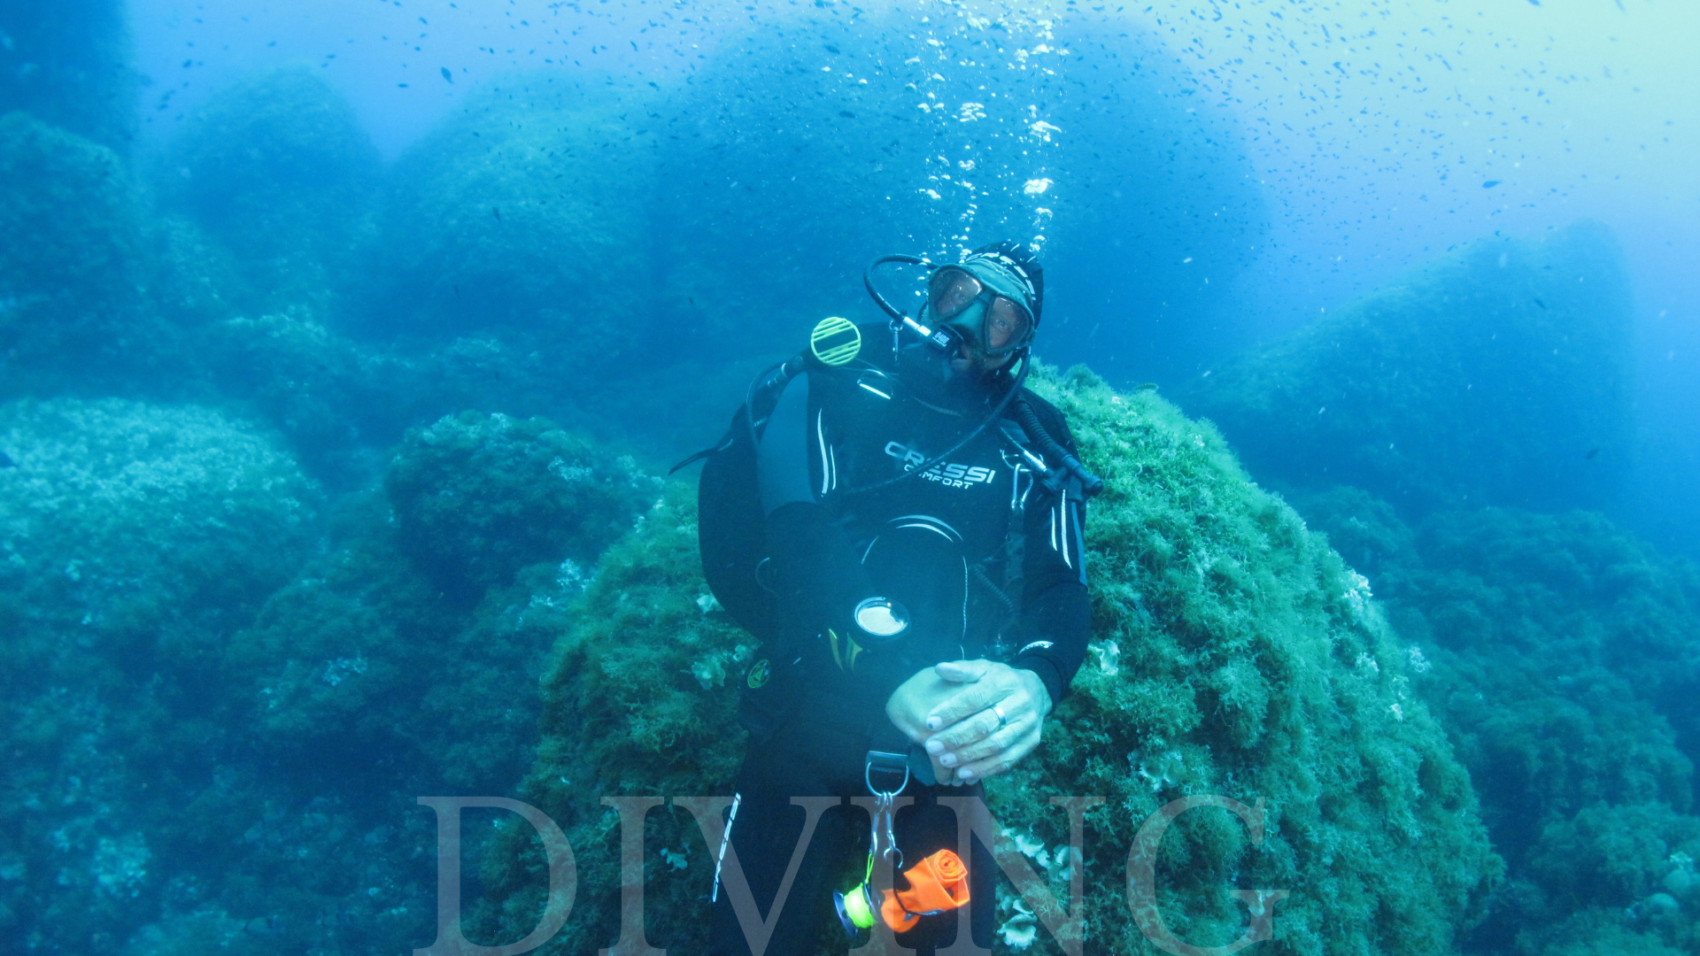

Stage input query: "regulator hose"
[{"left": 1012, "top": 399, "right": 1106, "bottom": 498}]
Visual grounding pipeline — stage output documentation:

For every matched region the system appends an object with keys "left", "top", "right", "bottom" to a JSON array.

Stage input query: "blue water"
[
  {"left": 1, "top": 0, "right": 1697, "bottom": 953},
  {"left": 129, "top": 0, "right": 1700, "bottom": 553}
]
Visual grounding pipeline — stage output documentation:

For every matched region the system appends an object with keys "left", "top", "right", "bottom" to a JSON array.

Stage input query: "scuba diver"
[{"left": 691, "top": 240, "right": 1095, "bottom": 954}]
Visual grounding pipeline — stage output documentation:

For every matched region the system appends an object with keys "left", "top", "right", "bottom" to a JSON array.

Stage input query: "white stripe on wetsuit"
[{"left": 816, "top": 410, "right": 835, "bottom": 496}]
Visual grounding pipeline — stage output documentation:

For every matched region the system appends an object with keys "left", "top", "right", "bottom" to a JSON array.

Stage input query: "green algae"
[
  {"left": 0, "top": 397, "right": 317, "bottom": 627},
  {"left": 0, "top": 397, "right": 662, "bottom": 955},
  {"left": 0, "top": 398, "right": 318, "bottom": 953},
  {"left": 0, "top": 112, "right": 171, "bottom": 395},
  {"left": 1298, "top": 491, "right": 1700, "bottom": 954},
  {"left": 476, "top": 366, "right": 1499, "bottom": 955},
  {"left": 360, "top": 73, "right": 658, "bottom": 351},
  {"left": 385, "top": 411, "right": 662, "bottom": 601},
  {"left": 154, "top": 66, "right": 381, "bottom": 316}
]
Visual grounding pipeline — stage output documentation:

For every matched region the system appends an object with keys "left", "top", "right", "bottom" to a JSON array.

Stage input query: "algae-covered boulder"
[
  {"left": 1298, "top": 491, "right": 1700, "bottom": 954},
  {"left": 384, "top": 411, "right": 661, "bottom": 600},
  {"left": 195, "top": 444, "right": 645, "bottom": 955},
  {"left": 358, "top": 73, "right": 657, "bottom": 357},
  {"left": 156, "top": 66, "right": 381, "bottom": 314},
  {"left": 0, "top": 398, "right": 317, "bottom": 629},
  {"left": 475, "top": 367, "right": 1498, "bottom": 955},
  {"left": 226, "top": 486, "right": 590, "bottom": 790},
  {"left": 0, "top": 400, "right": 653, "bottom": 955},
  {"left": 204, "top": 310, "right": 400, "bottom": 482},
  {"left": 0, "top": 112, "right": 175, "bottom": 394},
  {"left": 0, "top": 398, "right": 316, "bottom": 952},
  {"left": 1178, "top": 221, "right": 1633, "bottom": 514}
]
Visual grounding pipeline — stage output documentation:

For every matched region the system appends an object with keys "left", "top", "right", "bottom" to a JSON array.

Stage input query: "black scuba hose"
[
  {"left": 743, "top": 357, "right": 803, "bottom": 448},
  {"left": 1012, "top": 399, "right": 1106, "bottom": 498}
]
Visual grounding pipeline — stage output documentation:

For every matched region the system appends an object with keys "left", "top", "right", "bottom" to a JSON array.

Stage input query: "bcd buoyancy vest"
[{"left": 681, "top": 338, "right": 1079, "bottom": 663}]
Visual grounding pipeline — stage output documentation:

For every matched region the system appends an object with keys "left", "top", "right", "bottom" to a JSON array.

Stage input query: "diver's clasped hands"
[{"left": 886, "top": 659, "right": 1053, "bottom": 786}]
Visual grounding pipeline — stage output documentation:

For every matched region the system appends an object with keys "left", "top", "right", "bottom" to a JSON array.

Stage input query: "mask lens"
[
  {"left": 928, "top": 269, "right": 982, "bottom": 321},
  {"left": 985, "top": 297, "right": 1030, "bottom": 350}
]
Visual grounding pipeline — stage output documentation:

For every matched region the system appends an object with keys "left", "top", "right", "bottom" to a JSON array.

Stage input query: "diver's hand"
[
  {"left": 921, "top": 660, "right": 1052, "bottom": 785},
  {"left": 886, "top": 668, "right": 965, "bottom": 785}
]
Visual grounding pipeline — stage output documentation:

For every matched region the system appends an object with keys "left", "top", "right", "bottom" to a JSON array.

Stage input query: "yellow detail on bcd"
[
  {"left": 746, "top": 659, "right": 771, "bottom": 688},
  {"left": 826, "top": 629, "right": 865, "bottom": 672},
  {"left": 811, "top": 316, "right": 861, "bottom": 366}
]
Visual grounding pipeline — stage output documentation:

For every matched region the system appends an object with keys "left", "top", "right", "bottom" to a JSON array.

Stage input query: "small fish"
[
  {"left": 440, "top": 67, "right": 453, "bottom": 84},
  {"left": 0, "top": 451, "right": 13, "bottom": 467},
  {"left": 492, "top": 207, "right": 502, "bottom": 221},
  {"left": 839, "top": 110, "right": 856, "bottom": 119},
  {"left": 1585, "top": 448, "right": 1599, "bottom": 460},
  {"left": 1483, "top": 180, "right": 1501, "bottom": 189},
  {"left": 1134, "top": 383, "right": 1158, "bottom": 392},
  {"left": 1533, "top": 297, "right": 1547, "bottom": 310}
]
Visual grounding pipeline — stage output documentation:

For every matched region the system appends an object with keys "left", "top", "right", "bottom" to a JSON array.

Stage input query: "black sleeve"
[
  {"left": 756, "top": 374, "right": 875, "bottom": 663},
  {"left": 1009, "top": 406, "right": 1091, "bottom": 705}
]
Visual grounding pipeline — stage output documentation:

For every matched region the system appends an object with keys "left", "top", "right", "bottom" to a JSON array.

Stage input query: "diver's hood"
[{"left": 954, "top": 255, "right": 1040, "bottom": 326}]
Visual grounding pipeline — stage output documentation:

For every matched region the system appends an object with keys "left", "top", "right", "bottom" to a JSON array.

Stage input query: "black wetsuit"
[{"left": 708, "top": 347, "right": 1090, "bottom": 956}]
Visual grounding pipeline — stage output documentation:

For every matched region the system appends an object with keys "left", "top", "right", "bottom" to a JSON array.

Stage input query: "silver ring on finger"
[{"left": 992, "top": 704, "right": 1007, "bottom": 729}]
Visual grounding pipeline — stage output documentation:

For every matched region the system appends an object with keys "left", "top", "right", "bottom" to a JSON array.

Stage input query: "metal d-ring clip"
[
  {"left": 869, "top": 790, "right": 903, "bottom": 868},
  {"left": 864, "top": 750, "right": 910, "bottom": 869}
]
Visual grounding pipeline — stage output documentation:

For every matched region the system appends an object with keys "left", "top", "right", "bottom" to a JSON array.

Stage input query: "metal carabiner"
[{"left": 864, "top": 750, "right": 911, "bottom": 870}]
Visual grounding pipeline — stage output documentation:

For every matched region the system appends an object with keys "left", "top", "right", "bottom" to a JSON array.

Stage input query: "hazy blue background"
[
  {"left": 128, "top": 0, "right": 1699, "bottom": 553},
  {"left": 2, "top": 3, "right": 1696, "bottom": 952}
]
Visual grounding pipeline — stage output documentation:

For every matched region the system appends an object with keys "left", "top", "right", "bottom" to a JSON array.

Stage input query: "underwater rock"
[
  {"left": 202, "top": 308, "right": 711, "bottom": 491},
  {"left": 474, "top": 366, "right": 1498, "bottom": 955},
  {"left": 1178, "top": 221, "right": 1633, "bottom": 514},
  {"left": 203, "top": 310, "right": 390, "bottom": 483},
  {"left": 228, "top": 487, "right": 587, "bottom": 790},
  {"left": 0, "top": 397, "right": 317, "bottom": 954},
  {"left": 652, "top": 8, "right": 1265, "bottom": 373},
  {"left": 154, "top": 66, "right": 380, "bottom": 316},
  {"left": 1299, "top": 488, "right": 1700, "bottom": 954},
  {"left": 357, "top": 73, "right": 657, "bottom": 357},
  {"left": 0, "top": 0, "right": 135, "bottom": 149},
  {"left": 1668, "top": 854, "right": 1699, "bottom": 900},
  {"left": 384, "top": 410, "right": 661, "bottom": 600},
  {"left": 0, "top": 400, "right": 654, "bottom": 955},
  {"left": 0, "top": 397, "right": 317, "bottom": 629},
  {"left": 0, "top": 112, "right": 184, "bottom": 395},
  {"left": 0, "top": 112, "right": 142, "bottom": 298}
]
